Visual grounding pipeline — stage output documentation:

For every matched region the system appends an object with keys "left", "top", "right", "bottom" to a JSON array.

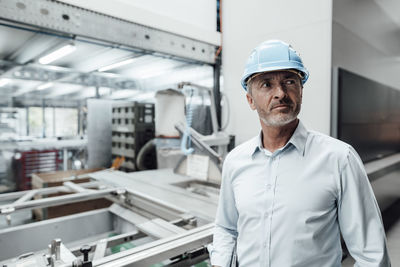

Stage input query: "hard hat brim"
[{"left": 241, "top": 62, "right": 309, "bottom": 91}]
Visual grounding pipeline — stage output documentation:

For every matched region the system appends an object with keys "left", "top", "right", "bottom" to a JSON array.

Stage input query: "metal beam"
[
  {"left": 0, "top": 0, "right": 217, "bottom": 64},
  {"left": 0, "top": 60, "right": 138, "bottom": 96},
  {"left": 13, "top": 189, "right": 38, "bottom": 205},
  {"left": 91, "top": 223, "right": 213, "bottom": 267},
  {"left": 0, "top": 183, "right": 120, "bottom": 214}
]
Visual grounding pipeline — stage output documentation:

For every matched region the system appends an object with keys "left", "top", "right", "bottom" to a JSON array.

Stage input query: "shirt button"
[
  {"left": 263, "top": 241, "right": 267, "bottom": 247},
  {"left": 264, "top": 212, "right": 268, "bottom": 218},
  {"left": 266, "top": 184, "right": 272, "bottom": 190}
]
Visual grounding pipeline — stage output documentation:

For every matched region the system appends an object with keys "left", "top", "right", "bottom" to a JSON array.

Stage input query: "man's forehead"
[{"left": 252, "top": 70, "right": 299, "bottom": 80}]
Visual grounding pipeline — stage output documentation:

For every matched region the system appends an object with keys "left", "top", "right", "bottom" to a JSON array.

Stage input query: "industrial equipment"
[
  {"left": 1, "top": 139, "right": 88, "bottom": 191},
  {"left": 0, "top": 169, "right": 218, "bottom": 267},
  {"left": 111, "top": 102, "right": 156, "bottom": 172},
  {"left": 173, "top": 82, "right": 230, "bottom": 183}
]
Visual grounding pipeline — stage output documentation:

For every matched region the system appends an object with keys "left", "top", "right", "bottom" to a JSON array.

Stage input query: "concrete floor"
[{"left": 342, "top": 168, "right": 400, "bottom": 266}]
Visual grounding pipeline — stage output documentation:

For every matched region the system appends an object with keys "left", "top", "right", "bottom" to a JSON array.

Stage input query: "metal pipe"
[
  {"left": 175, "top": 123, "right": 222, "bottom": 164},
  {"left": 0, "top": 187, "right": 124, "bottom": 214},
  {"left": 13, "top": 189, "right": 38, "bottom": 204},
  {"left": 63, "top": 181, "right": 91, "bottom": 193},
  {"left": 0, "top": 181, "right": 102, "bottom": 202}
]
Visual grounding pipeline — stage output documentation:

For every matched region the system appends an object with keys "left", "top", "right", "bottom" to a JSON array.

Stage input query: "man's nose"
[{"left": 273, "top": 84, "right": 287, "bottom": 99}]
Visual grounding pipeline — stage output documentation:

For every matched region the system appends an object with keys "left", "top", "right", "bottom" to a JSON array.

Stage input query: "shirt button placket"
[
  {"left": 263, "top": 155, "right": 273, "bottom": 267},
  {"left": 267, "top": 156, "right": 278, "bottom": 266}
]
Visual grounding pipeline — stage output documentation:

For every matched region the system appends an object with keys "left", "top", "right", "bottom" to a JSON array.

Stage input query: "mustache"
[{"left": 270, "top": 100, "right": 293, "bottom": 109}]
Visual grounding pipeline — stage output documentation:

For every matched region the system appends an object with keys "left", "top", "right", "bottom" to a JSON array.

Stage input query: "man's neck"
[{"left": 261, "top": 119, "right": 299, "bottom": 153}]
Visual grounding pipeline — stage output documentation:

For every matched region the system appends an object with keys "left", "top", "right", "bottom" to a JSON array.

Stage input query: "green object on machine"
[
  {"left": 110, "top": 240, "right": 135, "bottom": 254},
  {"left": 108, "top": 234, "right": 210, "bottom": 267},
  {"left": 194, "top": 261, "right": 211, "bottom": 267},
  {"left": 109, "top": 234, "right": 164, "bottom": 266}
]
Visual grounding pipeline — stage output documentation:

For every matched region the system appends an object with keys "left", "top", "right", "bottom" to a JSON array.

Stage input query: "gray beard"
[
  {"left": 260, "top": 113, "right": 298, "bottom": 127},
  {"left": 258, "top": 104, "right": 301, "bottom": 127}
]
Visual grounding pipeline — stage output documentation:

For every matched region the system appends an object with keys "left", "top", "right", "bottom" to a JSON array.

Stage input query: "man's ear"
[
  {"left": 246, "top": 92, "right": 256, "bottom": 110},
  {"left": 300, "top": 85, "right": 303, "bottom": 100}
]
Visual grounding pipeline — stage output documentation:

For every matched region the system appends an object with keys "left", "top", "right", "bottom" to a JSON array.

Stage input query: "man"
[{"left": 209, "top": 40, "right": 390, "bottom": 266}]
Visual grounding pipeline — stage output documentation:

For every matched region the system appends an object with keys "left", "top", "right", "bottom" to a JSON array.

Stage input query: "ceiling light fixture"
[
  {"left": 98, "top": 58, "right": 136, "bottom": 72},
  {"left": 110, "top": 89, "right": 140, "bottom": 99},
  {"left": 0, "top": 78, "right": 11, "bottom": 87},
  {"left": 38, "top": 43, "right": 76, "bottom": 64},
  {"left": 37, "top": 82, "right": 54, "bottom": 90}
]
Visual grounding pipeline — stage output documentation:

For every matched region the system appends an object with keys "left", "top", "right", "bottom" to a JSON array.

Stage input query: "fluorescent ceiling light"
[
  {"left": 38, "top": 44, "right": 76, "bottom": 64},
  {"left": 0, "top": 78, "right": 11, "bottom": 87},
  {"left": 110, "top": 89, "right": 139, "bottom": 99},
  {"left": 37, "top": 82, "right": 54, "bottom": 90},
  {"left": 98, "top": 58, "right": 136, "bottom": 72},
  {"left": 47, "top": 84, "right": 82, "bottom": 97}
]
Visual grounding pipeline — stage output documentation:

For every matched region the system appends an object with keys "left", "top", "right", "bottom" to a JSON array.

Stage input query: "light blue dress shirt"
[{"left": 209, "top": 121, "right": 390, "bottom": 267}]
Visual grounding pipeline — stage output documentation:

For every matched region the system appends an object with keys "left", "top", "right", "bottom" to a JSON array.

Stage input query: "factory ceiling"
[{"left": 0, "top": 20, "right": 214, "bottom": 107}]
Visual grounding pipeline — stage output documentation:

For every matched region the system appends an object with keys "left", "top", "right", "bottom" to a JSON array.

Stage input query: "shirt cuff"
[{"left": 208, "top": 244, "right": 232, "bottom": 267}]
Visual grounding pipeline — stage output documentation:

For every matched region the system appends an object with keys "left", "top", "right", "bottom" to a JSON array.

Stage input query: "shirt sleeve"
[
  {"left": 337, "top": 146, "right": 391, "bottom": 267},
  {"left": 209, "top": 159, "right": 239, "bottom": 267}
]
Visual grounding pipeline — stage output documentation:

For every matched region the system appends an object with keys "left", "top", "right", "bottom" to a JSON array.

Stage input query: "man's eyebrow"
[
  {"left": 254, "top": 76, "right": 272, "bottom": 82},
  {"left": 253, "top": 72, "right": 298, "bottom": 83},
  {"left": 284, "top": 73, "right": 298, "bottom": 79}
]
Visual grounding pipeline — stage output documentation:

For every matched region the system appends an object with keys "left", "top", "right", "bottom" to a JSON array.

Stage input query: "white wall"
[
  {"left": 59, "top": 0, "right": 220, "bottom": 45},
  {"left": 222, "top": 0, "right": 333, "bottom": 145},
  {"left": 332, "top": 1, "right": 400, "bottom": 91}
]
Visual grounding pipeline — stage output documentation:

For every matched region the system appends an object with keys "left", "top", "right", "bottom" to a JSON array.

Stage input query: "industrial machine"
[
  {"left": 174, "top": 81, "right": 230, "bottom": 183},
  {"left": 0, "top": 169, "right": 218, "bottom": 267}
]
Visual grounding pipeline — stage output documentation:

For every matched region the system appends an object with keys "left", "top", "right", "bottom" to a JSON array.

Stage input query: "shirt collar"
[
  {"left": 250, "top": 120, "right": 308, "bottom": 157},
  {"left": 287, "top": 120, "right": 308, "bottom": 156}
]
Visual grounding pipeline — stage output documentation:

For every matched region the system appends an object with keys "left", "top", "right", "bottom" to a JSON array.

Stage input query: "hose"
[{"left": 136, "top": 138, "right": 156, "bottom": 171}]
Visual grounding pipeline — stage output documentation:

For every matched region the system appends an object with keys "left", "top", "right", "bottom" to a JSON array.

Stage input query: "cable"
[{"left": 136, "top": 138, "right": 156, "bottom": 171}]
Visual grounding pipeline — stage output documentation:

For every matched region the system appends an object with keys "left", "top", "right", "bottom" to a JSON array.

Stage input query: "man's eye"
[
  {"left": 261, "top": 82, "right": 271, "bottom": 88},
  {"left": 285, "top": 80, "right": 295, "bottom": 85}
]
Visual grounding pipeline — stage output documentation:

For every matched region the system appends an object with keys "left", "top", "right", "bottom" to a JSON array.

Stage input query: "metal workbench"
[
  {"left": 0, "top": 168, "right": 219, "bottom": 267},
  {"left": 90, "top": 169, "right": 219, "bottom": 223}
]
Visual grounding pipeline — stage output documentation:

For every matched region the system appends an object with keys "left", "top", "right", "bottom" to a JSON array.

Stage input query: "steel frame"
[
  {"left": 0, "top": 181, "right": 124, "bottom": 215},
  {"left": 0, "top": 178, "right": 213, "bottom": 267},
  {"left": 88, "top": 224, "right": 213, "bottom": 267},
  {"left": 0, "top": 0, "right": 217, "bottom": 64}
]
